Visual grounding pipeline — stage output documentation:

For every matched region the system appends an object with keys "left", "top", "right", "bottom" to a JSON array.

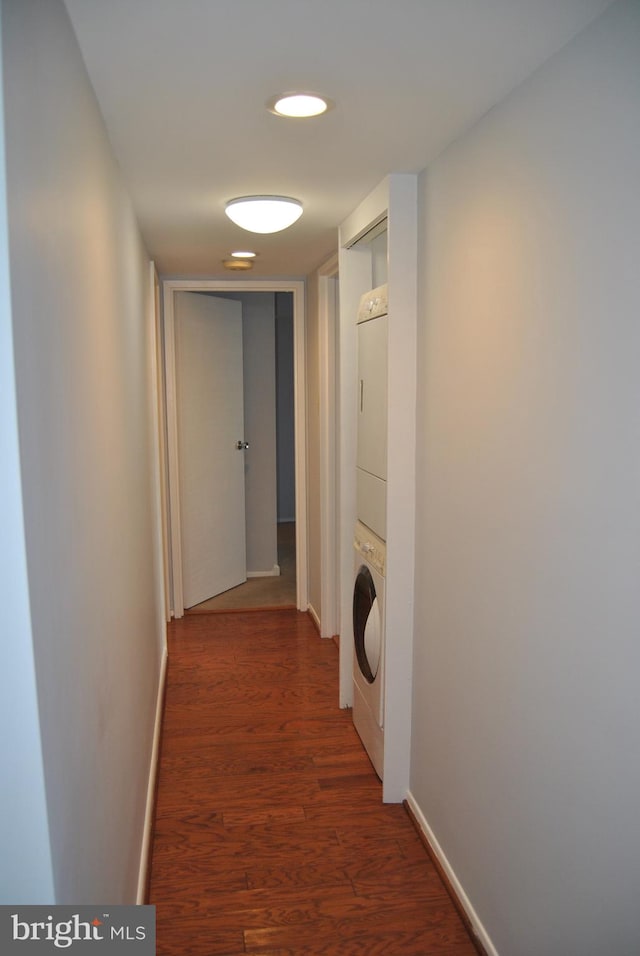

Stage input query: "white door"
[{"left": 174, "top": 291, "right": 247, "bottom": 607}]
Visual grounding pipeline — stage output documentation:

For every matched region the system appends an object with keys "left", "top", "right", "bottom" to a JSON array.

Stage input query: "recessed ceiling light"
[
  {"left": 222, "top": 258, "right": 253, "bottom": 271},
  {"left": 266, "top": 92, "right": 334, "bottom": 118},
  {"left": 225, "top": 196, "right": 303, "bottom": 234},
  {"left": 230, "top": 250, "right": 257, "bottom": 258}
]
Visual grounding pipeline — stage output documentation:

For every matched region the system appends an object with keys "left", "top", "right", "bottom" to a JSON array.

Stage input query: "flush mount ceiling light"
[
  {"left": 230, "top": 250, "right": 257, "bottom": 258},
  {"left": 266, "top": 92, "right": 334, "bottom": 118},
  {"left": 225, "top": 196, "right": 303, "bottom": 234}
]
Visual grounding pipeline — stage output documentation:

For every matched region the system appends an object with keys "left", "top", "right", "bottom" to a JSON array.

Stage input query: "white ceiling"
[{"left": 64, "top": 0, "right": 613, "bottom": 277}]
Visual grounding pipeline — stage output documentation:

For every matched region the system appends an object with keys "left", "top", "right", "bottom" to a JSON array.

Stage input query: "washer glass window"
[{"left": 353, "top": 565, "right": 381, "bottom": 682}]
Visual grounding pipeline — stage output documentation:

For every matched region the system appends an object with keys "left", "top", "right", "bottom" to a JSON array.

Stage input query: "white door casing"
[
  {"left": 163, "top": 278, "right": 307, "bottom": 618},
  {"left": 318, "top": 256, "right": 339, "bottom": 639},
  {"left": 174, "top": 291, "right": 246, "bottom": 608}
]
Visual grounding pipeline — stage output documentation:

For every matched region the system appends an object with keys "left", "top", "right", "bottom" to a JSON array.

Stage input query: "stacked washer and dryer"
[{"left": 352, "top": 284, "right": 388, "bottom": 780}]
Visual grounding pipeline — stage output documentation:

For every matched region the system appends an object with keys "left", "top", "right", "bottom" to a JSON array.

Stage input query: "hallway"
[{"left": 148, "top": 610, "right": 478, "bottom": 955}]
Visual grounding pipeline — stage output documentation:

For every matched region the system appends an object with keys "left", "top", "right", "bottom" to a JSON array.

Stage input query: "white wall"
[
  {"left": 1, "top": 0, "right": 163, "bottom": 903},
  {"left": 276, "top": 293, "right": 296, "bottom": 523},
  {"left": 411, "top": 1, "right": 640, "bottom": 952},
  {"left": 0, "top": 16, "right": 54, "bottom": 902},
  {"left": 241, "top": 293, "right": 278, "bottom": 572},
  {"left": 369, "top": 230, "right": 388, "bottom": 288}
]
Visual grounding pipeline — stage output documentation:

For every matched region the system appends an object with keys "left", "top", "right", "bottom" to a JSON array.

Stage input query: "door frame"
[
  {"left": 149, "top": 263, "right": 171, "bottom": 626},
  {"left": 317, "top": 254, "right": 339, "bottom": 638},
  {"left": 163, "top": 278, "right": 307, "bottom": 618}
]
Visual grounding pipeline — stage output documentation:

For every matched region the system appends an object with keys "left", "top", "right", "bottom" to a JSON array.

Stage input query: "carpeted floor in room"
[{"left": 187, "top": 521, "right": 296, "bottom": 612}]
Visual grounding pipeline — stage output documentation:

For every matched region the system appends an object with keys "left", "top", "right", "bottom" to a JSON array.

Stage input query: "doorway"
[{"left": 162, "top": 278, "right": 307, "bottom": 618}]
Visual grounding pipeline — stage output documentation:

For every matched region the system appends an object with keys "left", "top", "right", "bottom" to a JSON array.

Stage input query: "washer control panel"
[{"left": 354, "top": 520, "right": 386, "bottom": 577}]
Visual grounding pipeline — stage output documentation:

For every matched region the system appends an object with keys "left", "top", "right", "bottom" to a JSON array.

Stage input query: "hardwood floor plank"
[
  {"left": 243, "top": 925, "right": 475, "bottom": 956},
  {"left": 152, "top": 825, "right": 341, "bottom": 867},
  {"left": 221, "top": 806, "right": 307, "bottom": 828},
  {"left": 154, "top": 918, "right": 243, "bottom": 956},
  {"left": 148, "top": 609, "right": 479, "bottom": 956},
  {"left": 245, "top": 861, "right": 353, "bottom": 891},
  {"left": 243, "top": 899, "right": 473, "bottom": 949},
  {"left": 151, "top": 882, "right": 354, "bottom": 918}
]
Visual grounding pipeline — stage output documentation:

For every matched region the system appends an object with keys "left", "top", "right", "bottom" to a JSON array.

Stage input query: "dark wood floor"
[{"left": 148, "top": 609, "right": 477, "bottom": 955}]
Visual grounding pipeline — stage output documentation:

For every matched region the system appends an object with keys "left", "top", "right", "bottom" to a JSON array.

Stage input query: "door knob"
[{"left": 236, "top": 440, "right": 249, "bottom": 450}]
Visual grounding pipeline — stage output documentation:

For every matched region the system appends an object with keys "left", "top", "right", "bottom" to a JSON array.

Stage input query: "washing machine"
[{"left": 352, "top": 520, "right": 386, "bottom": 779}]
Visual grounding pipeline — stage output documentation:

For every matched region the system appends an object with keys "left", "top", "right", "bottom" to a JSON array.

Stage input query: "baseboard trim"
[
  {"left": 307, "top": 604, "right": 321, "bottom": 635},
  {"left": 247, "top": 565, "right": 280, "bottom": 578},
  {"left": 404, "top": 792, "right": 498, "bottom": 956},
  {"left": 136, "top": 645, "right": 168, "bottom": 904}
]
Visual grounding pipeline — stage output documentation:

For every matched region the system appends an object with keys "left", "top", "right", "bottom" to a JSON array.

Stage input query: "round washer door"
[{"left": 353, "top": 565, "right": 381, "bottom": 683}]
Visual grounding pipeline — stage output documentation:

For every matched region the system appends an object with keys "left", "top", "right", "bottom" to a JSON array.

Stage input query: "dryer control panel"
[
  {"left": 357, "top": 283, "right": 388, "bottom": 323},
  {"left": 354, "top": 520, "right": 386, "bottom": 577}
]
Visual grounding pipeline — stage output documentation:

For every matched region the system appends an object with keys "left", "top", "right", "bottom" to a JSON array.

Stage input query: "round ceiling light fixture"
[
  {"left": 230, "top": 250, "right": 257, "bottom": 258},
  {"left": 225, "top": 196, "right": 303, "bottom": 234},
  {"left": 266, "top": 92, "right": 334, "bottom": 118}
]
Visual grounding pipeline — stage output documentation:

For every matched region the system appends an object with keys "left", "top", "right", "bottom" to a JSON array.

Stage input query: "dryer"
[
  {"left": 356, "top": 284, "right": 388, "bottom": 540},
  {"left": 352, "top": 520, "right": 386, "bottom": 779}
]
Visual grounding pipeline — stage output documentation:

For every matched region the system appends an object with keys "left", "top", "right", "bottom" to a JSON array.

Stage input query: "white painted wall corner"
[{"left": 405, "top": 791, "right": 499, "bottom": 956}]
